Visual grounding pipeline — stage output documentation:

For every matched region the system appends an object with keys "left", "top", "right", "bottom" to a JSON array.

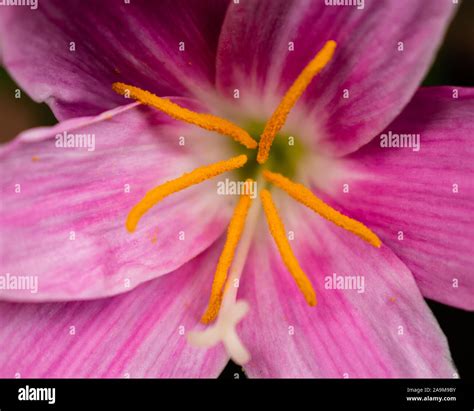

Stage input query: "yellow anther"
[
  {"left": 126, "top": 155, "right": 248, "bottom": 232},
  {"left": 112, "top": 82, "right": 257, "bottom": 149},
  {"left": 260, "top": 189, "right": 317, "bottom": 306},
  {"left": 263, "top": 170, "right": 382, "bottom": 248},
  {"left": 201, "top": 182, "right": 253, "bottom": 324},
  {"left": 257, "top": 40, "right": 337, "bottom": 164}
]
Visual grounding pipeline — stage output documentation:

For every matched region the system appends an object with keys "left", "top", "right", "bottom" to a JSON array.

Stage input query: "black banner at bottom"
[{"left": 0, "top": 378, "right": 472, "bottom": 410}]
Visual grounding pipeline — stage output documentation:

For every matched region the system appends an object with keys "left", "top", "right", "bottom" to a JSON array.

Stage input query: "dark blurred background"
[{"left": 0, "top": 1, "right": 473, "bottom": 379}]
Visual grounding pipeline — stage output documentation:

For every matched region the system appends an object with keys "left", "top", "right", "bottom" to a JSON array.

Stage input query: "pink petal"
[
  {"left": 0, "top": 102, "right": 233, "bottom": 301},
  {"left": 0, "top": 244, "right": 228, "bottom": 378},
  {"left": 318, "top": 87, "right": 474, "bottom": 310},
  {"left": 216, "top": 0, "right": 455, "bottom": 156},
  {"left": 0, "top": 0, "right": 230, "bottom": 119},
  {"left": 238, "top": 195, "right": 457, "bottom": 377}
]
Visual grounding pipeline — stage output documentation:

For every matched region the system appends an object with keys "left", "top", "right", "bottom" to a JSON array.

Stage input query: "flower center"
[
  {"left": 229, "top": 121, "right": 307, "bottom": 181},
  {"left": 112, "top": 40, "right": 382, "bottom": 363}
]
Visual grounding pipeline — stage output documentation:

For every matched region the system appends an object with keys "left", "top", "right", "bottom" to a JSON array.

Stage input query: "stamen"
[
  {"left": 112, "top": 82, "right": 257, "bottom": 149},
  {"left": 201, "top": 182, "right": 253, "bottom": 324},
  {"left": 260, "top": 189, "right": 316, "bottom": 306},
  {"left": 126, "top": 155, "right": 247, "bottom": 232},
  {"left": 257, "top": 40, "right": 337, "bottom": 164},
  {"left": 263, "top": 170, "right": 382, "bottom": 248},
  {"left": 188, "top": 194, "right": 260, "bottom": 365}
]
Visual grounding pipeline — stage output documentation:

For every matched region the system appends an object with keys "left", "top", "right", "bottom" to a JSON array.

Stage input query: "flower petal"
[
  {"left": 0, "top": 102, "right": 233, "bottom": 301},
  {"left": 239, "top": 195, "right": 457, "bottom": 377},
  {"left": 216, "top": 0, "right": 455, "bottom": 155},
  {"left": 0, "top": 0, "right": 230, "bottom": 119},
  {"left": 0, "top": 244, "right": 228, "bottom": 378},
  {"left": 314, "top": 87, "right": 474, "bottom": 310}
]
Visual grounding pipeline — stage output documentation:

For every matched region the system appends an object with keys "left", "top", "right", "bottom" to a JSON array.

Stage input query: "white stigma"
[
  {"left": 187, "top": 299, "right": 250, "bottom": 365},
  {"left": 187, "top": 190, "right": 262, "bottom": 365}
]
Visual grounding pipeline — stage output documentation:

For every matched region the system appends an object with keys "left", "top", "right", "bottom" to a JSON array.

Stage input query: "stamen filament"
[
  {"left": 113, "top": 82, "right": 257, "bottom": 149},
  {"left": 126, "top": 155, "right": 248, "bottom": 232},
  {"left": 263, "top": 170, "right": 382, "bottom": 248},
  {"left": 257, "top": 40, "right": 337, "bottom": 164},
  {"left": 201, "top": 181, "right": 253, "bottom": 324},
  {"left": 260, "top": 189, "right": 316, "bottom": 306}
]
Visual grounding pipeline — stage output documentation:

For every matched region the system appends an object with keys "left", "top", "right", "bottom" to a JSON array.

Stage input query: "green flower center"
[{"left": 231, "top": 121, "right": 306, "bottom": 181}]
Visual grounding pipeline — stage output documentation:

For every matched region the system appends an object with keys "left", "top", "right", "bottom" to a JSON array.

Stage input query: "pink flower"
[{"left": 0, "top": 0, "right": 471, "bottom": 378}]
